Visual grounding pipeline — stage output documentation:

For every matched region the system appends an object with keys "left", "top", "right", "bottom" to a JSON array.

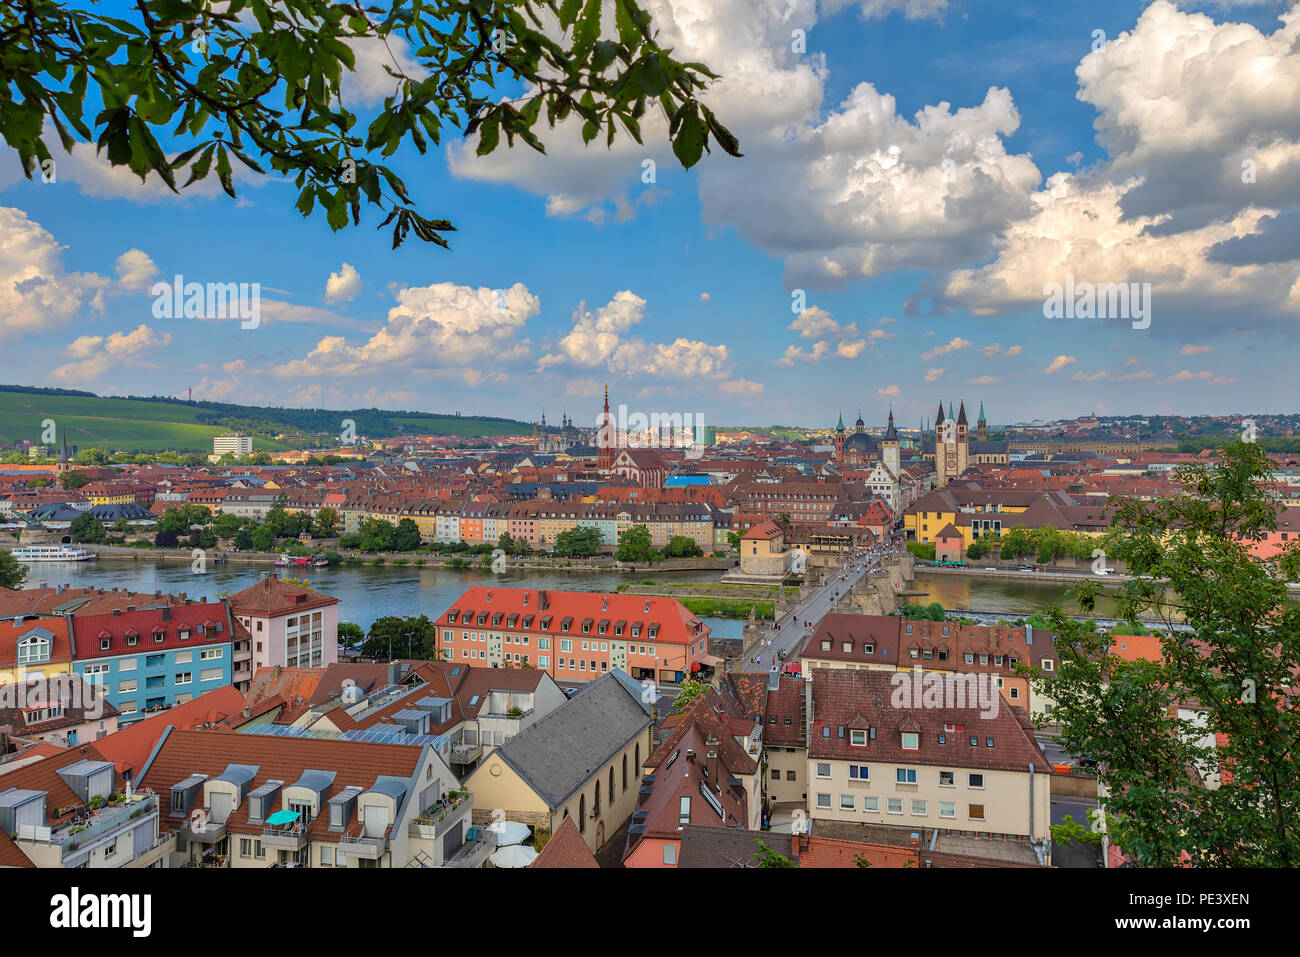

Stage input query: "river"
[{"left": 23, "top": 558, "right": 750, "bottom": 638}]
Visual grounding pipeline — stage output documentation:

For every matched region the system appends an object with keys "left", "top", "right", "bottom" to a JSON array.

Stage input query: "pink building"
[{"left": 227, "top": 575, "right": 340, "bottom": 672}]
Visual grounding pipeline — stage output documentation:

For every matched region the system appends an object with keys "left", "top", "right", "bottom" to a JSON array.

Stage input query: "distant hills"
[{"left": 0, "top": 385, "right": 534, "bottom": 453}]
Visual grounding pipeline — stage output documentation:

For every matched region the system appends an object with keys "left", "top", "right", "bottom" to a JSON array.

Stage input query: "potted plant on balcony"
[{"left": 506, "top": 706, "right": 524, "bottom": 718}]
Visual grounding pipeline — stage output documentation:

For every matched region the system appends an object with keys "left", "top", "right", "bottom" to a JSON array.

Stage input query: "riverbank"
[{"left": 48, "top": 543, "right": 737, "bottom": 575}]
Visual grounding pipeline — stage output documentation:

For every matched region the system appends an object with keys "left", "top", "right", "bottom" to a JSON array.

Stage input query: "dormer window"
[
  {"left": 179, "top": 629, "right": 190, "bottom": 641},
  {"left": 100, "top": 638, "right": 111, "bottom": 651},
  {"left": 850, "top": 729, "right": 867, "bottom": 746},
  {"left": 154, "top": 634, "right": 165, "bottom": 644},
  {"left": 901, "top": 732, "right": 919, "bottom": 750},
  {"left": 126, "top": 635, "right": 139, "bottom": 647}
]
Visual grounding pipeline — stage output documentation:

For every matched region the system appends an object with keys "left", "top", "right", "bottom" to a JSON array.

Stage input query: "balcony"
[
  {"left": 338, "top": 822, "right": 388, "bottom": 860},
  {"left": 441, "top": 826, "right": 497, "bottom": 869},
  {"left": 449, "top": 743, "right": 482, "bottom": 766},
  {"left": 180, "top": 812, "right": 227, "bottom": 844},
  {"left": 36, "top": 794, "right": 159, "bottom": 856},
  {"left": 409, "top": 789, "right": 472, "bottom": 840},
  {"left": 261, "top": 821, "right": 309, "bottom": 851}
]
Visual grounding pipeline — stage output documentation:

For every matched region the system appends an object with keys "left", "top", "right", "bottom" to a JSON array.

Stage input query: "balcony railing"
[
  {"left": 30, "top": 794, "right": 159, "bottom": 854},
  {"left": 338, "top": 822, "right": 388, "bottom": 860},
  {"left": 442, "top": 827, "right": 496, "bottom": 869},
  {"left": 450, "top": 743, "right": 482, "bottom": 765},
  {"left": 261, "top": 821, "right": 309, "bottom": 850},
  {"left": 409, "top": 790, "right": 471, "bottom": 839},
  {"left": 180, "top": 813, "right": 227, "bottom": 844}
]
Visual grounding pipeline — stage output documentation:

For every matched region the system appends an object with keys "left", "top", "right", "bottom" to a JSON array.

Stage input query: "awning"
[
  {"left": 266, "top": 809, "right": 300, "bottom": 826},
  {"left": 690, "top": 662, "right": 702, "bottom": 672},
  {"left": 698, "top": 654, "right": 724, "bottom": 666}
]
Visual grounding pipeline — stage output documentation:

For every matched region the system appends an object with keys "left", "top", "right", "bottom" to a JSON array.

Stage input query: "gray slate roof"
[
  {"left": 676, "top": 825, "right": 770, "bottom": 868},
  {"left": 494, "top": 669, "right": 651, "bottom": 811}
]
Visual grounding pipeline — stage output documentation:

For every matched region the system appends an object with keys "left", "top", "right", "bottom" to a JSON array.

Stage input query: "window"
[
  {"left": 816, "top": 793, "right": 831, "bottom": 809},
  {"left": 175, "top": 672, "right": 192, "bottom": 685},
  {"left": 901, "top": 732, "right": 918, "bottom": 750},
  {"left": 117, "top": 679, "right": 136, "bottom": 694},
  {"left": 839, "top": 794, "right": 855, "bottom": 810},
  {"left": 986, "top": 737, "right": 994, "bottom": 748},
  {"left": 939, "top": 770, "right": 955, "bottom": 787},
  {"left": 560, "top": 640, "right": 572, "bottom": 653},
  {"left": 1042, "top": 659, "right": 1055, "bottom": 672},
  {"left": 940, "top": 802, "right": 956, "bottom": 819},
  {"left": 968, "top": 773, "right": 985, "bottom": 789},
  {"left": 937, "top": 733, "right": 946, "bottom": 744},
  {"left": 969, "top": 736, "right": 978, "bottom": 747},
  {"left": 964, "top": 653, "right": 975, "bottom": 664},
  {"left": 910, "top": 799, "right": 927, "bottom": 816},
  {"left": 200, "top": 668, "right": 222, "bottom": 682},
  {"left": 771, "top": 769, "right": 781, "bottom": 780},
  {"left": 886, "top": 798, "right": 903, "bottom": 815},
  {"left": 786, "top": 770, "right": 796, "bottom": 781},
  {"left": 848, "top": 765, "right": 869, "bottom": 781},
  {"left": 662, "top": 844, "right": 677, "bottom": 865},
  {"left": 895, "top": 768, "right": 916, "bottom": 784},
  {"left": 969, "top": 804, "right": 985, "bottom": 821},
  {"left": 862, "top": 796, "right": 879, "bottom": 812},
  {"left": 815, "top": 763, "right": 831, "bottom": 779},
  {"left": 200, "top": 648, "right": 222, "bottom": 660}
]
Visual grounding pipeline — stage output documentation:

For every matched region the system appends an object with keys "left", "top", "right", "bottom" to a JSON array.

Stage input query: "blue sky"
[{"left": 4, "top": 0, "right": 1299, "bottom": 430}]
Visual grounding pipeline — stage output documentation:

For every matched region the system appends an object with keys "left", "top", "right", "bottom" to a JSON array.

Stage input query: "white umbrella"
[
  {"left": 487, "top": 820, "right": 531, "bottom": 846},
  {"left": 490, "top": 844, "right": 538, "bottom": 868}
]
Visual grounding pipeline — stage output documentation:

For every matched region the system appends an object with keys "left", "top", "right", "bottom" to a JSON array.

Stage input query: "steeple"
[
  {"left": 948, "top": 401, "right": 955, "bottom": 420},
  {"left": 855, "top": 407, "right": 864, "bottom": 431},
  {"left": 957, "top": 400, "right": 967, "bottom": 426},
  {"left": 978, "top": 401, "right": 986, "bottom": 424},
  {"left": 836, "top": 409, "right": 845, "bottom": 433},
  {"left": 884, "top": 407, "right": 898, "bottom": 441},
  {"left": 935, "top": 401, "right": 945, "bottom": 425}
]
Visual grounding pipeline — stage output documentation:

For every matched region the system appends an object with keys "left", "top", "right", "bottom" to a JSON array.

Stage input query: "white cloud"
[
  {"left": 1160, "top": 369, "right": 1237, "bottom": 385},
  {"left": 968, "top": 375, "right": 1002, "bottom": 385},
  {"left": 776, "top": 341, "right": 830, "bottom": 365},
  {"left": 823, "top": 0, "right": 948, "bottom": 19},
  {"left": 982, "top": 342, "right": 1022, "bottom": 358},
  {"left": 277, "top": 282, "right": 539, "bottom": 378},
  {"left": 538, "top": 291, "right": 730, "bottom": 379},
  {"left": 719, "top": 378, "right": 765, "bottom": 396},
  {"left": 788, "top": 306, "right": 857, "bottom": 340},
  {"left": 937, "top": 2, "right": 1300, "bottom": 332},
  {"left": 1044, "top": 355, "right": 1077, "bottom": 374},
  {"left": 114, "top": 250, "right": 158, "bottom": 292},
  {"left": 921, "top": 336, "right": 971, "bottom": 362},
  {"left": 876, "top": 384, "right": 901, "bottom": 398},
  {"left": 1179, "top": 343, "right": 1212, "bottom": 356},
  {"left": 924, "top": 367, "right": 945, "bottom": 382},
  {"left": 836, "top": 339, "right": 868, "bottom": 358},
  {"left": 324, "top": 262, "right": 362, "bottom": 303},
  {"left": 0, "top": 206, "right": 111, "bottom": 339},
  {"left": 51, "top": 324, "right": 171, "bottom": 381}
]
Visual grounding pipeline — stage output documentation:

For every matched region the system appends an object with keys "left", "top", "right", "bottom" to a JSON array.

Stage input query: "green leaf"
[
  {"left": 477, "top": 115, "right": 500, "bottom": 155},
  {"left": 573, "top": 0, "right": 602, "bottom": 55},
  {"left": 671, "top": 104, "right": 704, "bottom": 168},
  {"left": 214, "top": 144, "right": 236, "bottom": 198}
]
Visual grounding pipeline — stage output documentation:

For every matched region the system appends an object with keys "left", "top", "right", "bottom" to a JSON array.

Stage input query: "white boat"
[{"left": 10, "top": 544, "right": 98, "bottom": 563}]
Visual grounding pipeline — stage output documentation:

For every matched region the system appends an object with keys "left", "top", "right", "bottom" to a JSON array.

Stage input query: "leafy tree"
[
  {"left": 906, "top": 541, "right": 935, "bottom": 561},
  {"left": 664, "top": 535, "right": 703, "bottom": 558},
  {"left": 359, "top": 518, "right": 397, "bottom": 552},
  {"left": 966, "top": 539, "right": 985, "bottom": 560},
  {"left": 1032, "top": 442, "right": 1300, "bottom": 866},
  {"left": 315, "top": 507, "right": 340, "bottom": 537},
  {"left": 497, "top": 532, "right": 516, "bottom": 555},
  {"left": 361, "top": 615, "right": 437, "bottom": 660},
  {"left": 233, "top": 527, "right": 255, "bottom": 550},
  {"left": 338, "top": 622, "right": 364, "bottom": 648},
  {"left": 554, "top": 526, "right": 603, "bottom": 558},
  {"left": 615, "top": 524, "right": 656, "bottom": 563},
  {"left": 68, "top": 512, "right": 107, "bottom": 544},
  {"left": 3, "top": 0, "right": 740, "bottom": 250},
  {"left": 58, "top": 471, "right": 90, "bottom": 491},
  {"left": 213, "top": 512, "right": 244, "bottom": 539},
  {"left": 249, "top": 524, "right": 277, "bottom": 551},
  {"left": 726, "top": 530, "right": 743, "bottom": 550},
  {"left": 74, "top": 449, "right": 109, "bottom": 466},
  {"left": 752, "top": 840, "right": 798, "bottom": 868},
  {"left": 1050, "top": 813, "right": 1102, "bottom": 849},
  {"left": 670, "top": 678, "right": 708, "bottom": 714},
  {"left": 0, "top": 550, "right": 29, "bottom": 590},
  {"left": 393, "top": 518, "right": 422, "bottom": 552},
  {"left": 154, "top": 528, "right": 179, "bottom": 548}
]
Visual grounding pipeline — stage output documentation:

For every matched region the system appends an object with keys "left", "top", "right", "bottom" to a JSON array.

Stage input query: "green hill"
[{"left": 0, "top": 385, "right": 533, "bottom": 453}]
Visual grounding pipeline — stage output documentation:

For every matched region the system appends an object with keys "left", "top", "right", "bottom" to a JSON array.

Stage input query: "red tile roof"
[
  {"left": 532, "top": 815, "right": 599, "bottom": 868},
  {"left": 94, "top": 685, "right": 246, "bottom": 778},
  {"left": 227, "top": 575, "right": 339, "bottom": 618}
]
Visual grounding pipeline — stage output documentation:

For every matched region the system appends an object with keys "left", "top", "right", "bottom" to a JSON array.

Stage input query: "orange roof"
[
  {"left": 792, "top": 834, "right": 918, "bottom": 868},
  {"left": 94, "top": 685, "right": 246, "bottom": 778},
  {"left": 742, "top": 520, "right": 784, "bottom": 541},
  {"left": 532, "top": 815, "right": 599, "bottom": 868}
]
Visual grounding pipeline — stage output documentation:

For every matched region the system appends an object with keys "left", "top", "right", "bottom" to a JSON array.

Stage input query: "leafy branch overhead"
[{"left": 1, "top": 0, "right": 742, "bottom": 249}]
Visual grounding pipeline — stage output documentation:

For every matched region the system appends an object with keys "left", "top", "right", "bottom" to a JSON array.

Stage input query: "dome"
[{"left": 843, "top": 432, "right": 877, "bottom": 455}]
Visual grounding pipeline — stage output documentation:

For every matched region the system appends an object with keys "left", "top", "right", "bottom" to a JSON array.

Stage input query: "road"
[{"left": 737, "top": 540, "right": 904, "bottom": 674}]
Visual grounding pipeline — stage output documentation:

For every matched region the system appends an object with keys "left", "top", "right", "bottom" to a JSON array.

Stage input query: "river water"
[
  {"left": 23, "top": 558, "right": 750, "bottom": 637},
  {"left": 21, "top": 558, "right": 1139, "bottom": 637}
]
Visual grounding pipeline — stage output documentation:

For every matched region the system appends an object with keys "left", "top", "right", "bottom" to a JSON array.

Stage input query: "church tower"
[
  {"left": 597, "top": 385, "right": 616, "bottom": 471},
  {"left": 977, "top": 401, "right": 987, "bottom": 442},
  {"left": 882, "top": 406, "right": 900, "bottom": 477},
  {"left": 834, "top": 409, "right": 846, "bottom": 466},
  {"left": 956, "top": 400, "right": 970, "bottom": 476}
]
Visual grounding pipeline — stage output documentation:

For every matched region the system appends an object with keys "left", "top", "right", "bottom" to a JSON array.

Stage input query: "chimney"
[
  {"left": 242, "top": 705, "right": 251, "bottom": 719},
  {"left": 790, "top": 832, "right": 803, "bottom": 860},
  {"left": 274, "top": 665, "right": 281, "bottom": 680},
  {"left": 685, "top": 748, "right": 696, "bottom": 763},
  {"left": 388, "top": 661, "right": 399, "bottom": 685}
]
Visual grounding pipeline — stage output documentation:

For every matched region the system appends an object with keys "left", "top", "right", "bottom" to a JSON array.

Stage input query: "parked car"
[
  {"left": 1018, "top": 563, "right": 1036, "bottom": 572},
  {"left": 1095, "top": 567, "right": 1116, "bottom": 576}
]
